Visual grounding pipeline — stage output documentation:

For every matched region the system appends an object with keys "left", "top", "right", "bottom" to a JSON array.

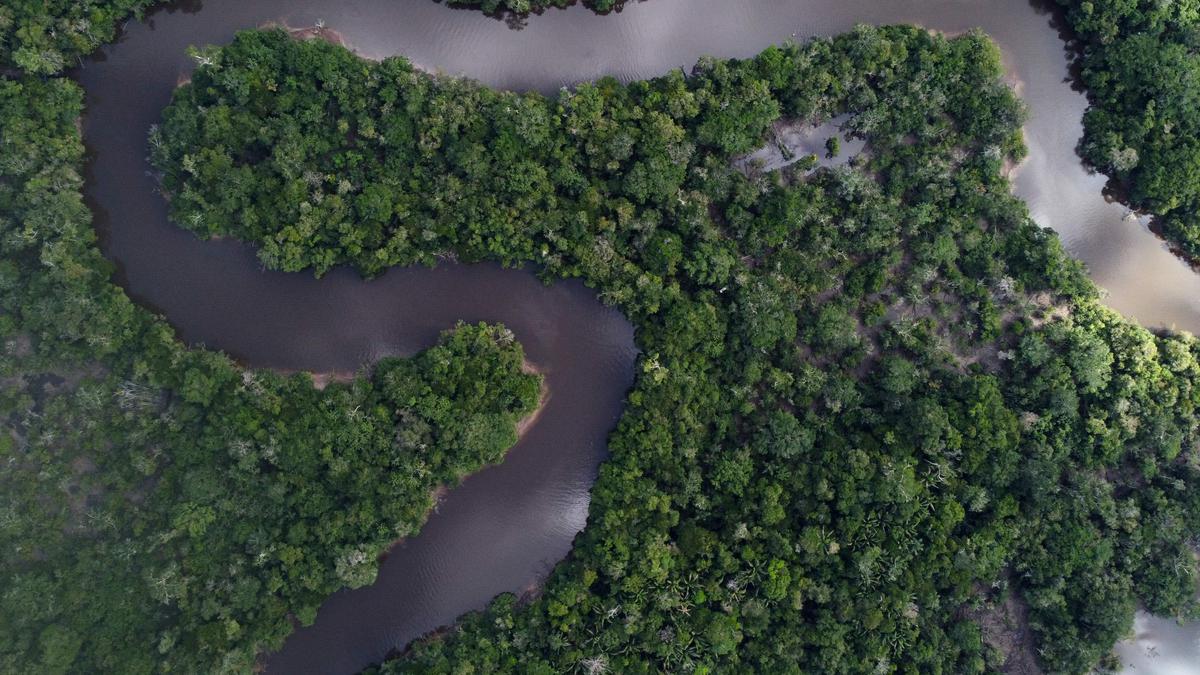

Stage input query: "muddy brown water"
[{"left": 74, "top": 0, "right": 1200, "bottom": 672}]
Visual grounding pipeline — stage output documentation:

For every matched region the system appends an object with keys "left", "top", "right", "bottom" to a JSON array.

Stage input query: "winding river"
[{"left": 75, "top": 0, "right": 1200, "bottom": 672}]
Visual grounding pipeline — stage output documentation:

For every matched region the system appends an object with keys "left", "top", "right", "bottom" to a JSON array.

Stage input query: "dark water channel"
[{"left": 76, "top": 0, "right": 1200, "bottom": 671}]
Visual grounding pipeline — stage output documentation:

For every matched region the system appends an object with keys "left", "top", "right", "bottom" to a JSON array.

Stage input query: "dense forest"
[
  {"left": 1054, "top": 0, "right": 1200, "bottom": 260},
  {"left": 0, "top": 76, "right": 540, "bottom": 672},
  {"left": 0, "top": 0, "right": 157, "bottom": 73},
  {"left": 146, "top": 28, "right": 1200, "bottom": 673}
]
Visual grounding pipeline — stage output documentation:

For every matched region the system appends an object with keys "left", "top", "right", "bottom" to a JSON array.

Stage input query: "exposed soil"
[{"left": 965, "top": 587, "right": 1043, "bottom": 675}]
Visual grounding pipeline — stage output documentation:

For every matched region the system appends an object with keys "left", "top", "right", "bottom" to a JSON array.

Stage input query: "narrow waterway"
[{"left": 75, "top": 0, "right": 1200, "bottom": 671}]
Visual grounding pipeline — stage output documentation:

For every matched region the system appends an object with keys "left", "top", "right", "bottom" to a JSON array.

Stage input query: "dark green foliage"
[
  {"left": 825, "top": 135, "right": 840, "bottom": 159},
  {"left": 442, "top": 0, "right": 624, "bottom": 15},
  {"left": 148, "top": 28, "right": 1200, "bottom": 674},
  {"left": 0, "top": 77, "right": 540, "bottom": 672},
  {"left": 1055, "top": 0, "right": 1200, "bottom": 259},
  {"left": 0, "top": 0, "right": 158, "bottom": 73}
]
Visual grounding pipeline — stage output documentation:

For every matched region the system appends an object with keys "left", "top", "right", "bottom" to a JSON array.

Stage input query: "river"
[{"left": 74, "top": 0, "right": 1199, "bottom": 672}]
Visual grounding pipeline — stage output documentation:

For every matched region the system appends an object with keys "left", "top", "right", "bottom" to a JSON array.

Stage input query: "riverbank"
[
  {"left": 516, "top": 359, "right": 550, "bottom": 440},
  {"left": 309, "top": 370, "right": 357, "bottom": 390}
]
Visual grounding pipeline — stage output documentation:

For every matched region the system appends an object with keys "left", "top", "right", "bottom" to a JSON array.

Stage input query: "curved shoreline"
[{"left": 516, "top": 360, "right": 550, "bottom": 440}]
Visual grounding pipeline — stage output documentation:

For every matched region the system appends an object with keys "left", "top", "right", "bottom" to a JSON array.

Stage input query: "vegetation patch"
[
  {"left": 1052, "top": 0, "right": 1200, "bottom": 262},
  {"left": 439, "top": 0, "right": 626, "bottom": 18},
  {"left": 0, "top": 1, "right": 158, "bottom": 74}
]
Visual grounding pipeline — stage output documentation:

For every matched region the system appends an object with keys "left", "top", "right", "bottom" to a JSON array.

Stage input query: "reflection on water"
[
  {"left": 1114, "top": 612, "right": 1200, "bottom": 675},
  {"left": 75, "top": 0, "right": 1200, "bottom": 670}
]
